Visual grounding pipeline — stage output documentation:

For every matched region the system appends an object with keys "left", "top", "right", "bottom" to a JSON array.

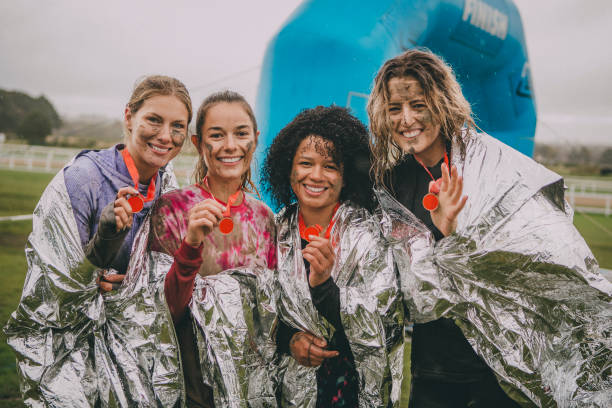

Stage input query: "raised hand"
[
  {"left": 289, "top": 331, "right": 339, "bottom": 367},
  {"left": 302, "top": 235, "right": 335, "bottom": 287},
  {"left": 184, "top": 199, "right": 226, "bottom": 247},
  {"left": 430, "top": 163, "right": 468, "bottom": 237},
  {"left": 114, "top": 186, "right": 139, "bottom": 231}
]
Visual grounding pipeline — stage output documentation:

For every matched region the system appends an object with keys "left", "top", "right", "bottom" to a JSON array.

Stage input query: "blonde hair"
[
  {"left": 367, "top": 48, "right": 474, "bottom": 187},
  {"left": 124, "top": 75, "right": 192, "bottom": 137},
  {"left": 192, "top": 90, "right": 259, "bottom": 195}
]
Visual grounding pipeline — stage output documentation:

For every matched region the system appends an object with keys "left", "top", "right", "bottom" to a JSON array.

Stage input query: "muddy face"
[
  {"left": 124, "top": 95, "right": 188, "bottom": 181},
  {"left": 290, "top": 135, "right": 343, "bottom": 214},
  {"left": 197, "top": 102, "right": 257, "bottom": 185},
  {"left": 386, "top": 76, "right": 444, "bottom": 166}
]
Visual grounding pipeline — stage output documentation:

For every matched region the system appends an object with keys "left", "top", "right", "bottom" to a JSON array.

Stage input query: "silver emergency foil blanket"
[
  {"left": 188, "top": 267, "right": 278, "bottom": 407},
  {"left": 376, "top": 131, "right": 612, "bottom": 408},
  {"left": 275, "top": 202, "right": 404, "bottom": 407},
  {"left": 4, "top": 160, "right": 181, "bottom": 407}
]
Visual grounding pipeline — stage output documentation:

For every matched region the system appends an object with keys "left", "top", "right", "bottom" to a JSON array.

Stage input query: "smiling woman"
[
  {"left": 63, "top": 75, "right": 192, "bottom": 277},
  {"left": 262, "top": 106, "right": 404, "bottom": 407},
  {"left": 148, "top": 90, "right": 277, "bottom": 407},
  {"left": 4, "top": 75, "right": 193, "bottom": 406}
]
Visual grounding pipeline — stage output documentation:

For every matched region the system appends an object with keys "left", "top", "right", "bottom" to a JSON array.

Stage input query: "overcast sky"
[{"left": 1, "top": 0, "right": 611, "bottom": 145}]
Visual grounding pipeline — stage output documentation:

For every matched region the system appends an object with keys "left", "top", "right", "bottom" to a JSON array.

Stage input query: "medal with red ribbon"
[
  {"left": 298, "top": 203, "right": 340, "bottom": 242},
  {"left": 203, "top": 176, "right": 242, "bottom": 235},
  {"left": 120, "top": 147, "right": 156, "bottom": 213},
  {"left": 414, "top": 152, "right": 449, "bottom": 211}
]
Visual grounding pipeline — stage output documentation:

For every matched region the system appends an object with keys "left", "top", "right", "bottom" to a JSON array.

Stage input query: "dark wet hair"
[{"left": 262, "top": 106, "right": 373, "bottom": 213}]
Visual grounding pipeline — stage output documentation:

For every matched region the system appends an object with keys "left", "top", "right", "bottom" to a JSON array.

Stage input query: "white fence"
[
  {"left": 565, "top": 177, "right": 612, "bottom": 216},
  {"left": 0, "top": 143, "right": 199, "bottom": 186},
  {"left": 2, "top": 143, "right": 612, "bottom": 215}
]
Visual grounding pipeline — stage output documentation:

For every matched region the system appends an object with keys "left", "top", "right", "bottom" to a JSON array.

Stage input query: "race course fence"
[
  {"left": 1, "top": 143, "right": 611, "bottom": 215},
  {"left": 0, "top": 143, "right": 198, "bottom": 186}
]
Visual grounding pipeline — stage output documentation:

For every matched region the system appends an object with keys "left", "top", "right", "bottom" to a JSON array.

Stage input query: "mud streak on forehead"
[
  {"left": 388, "top": 77, "right": 424, "bottom": 102},
  {"left": 298, "top": 135, "right": 337, "bottom": 163}
]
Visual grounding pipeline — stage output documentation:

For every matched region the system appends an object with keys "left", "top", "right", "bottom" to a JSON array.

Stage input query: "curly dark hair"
[{"left": 261, "top": 105, "right": 373, "bottom": 213}]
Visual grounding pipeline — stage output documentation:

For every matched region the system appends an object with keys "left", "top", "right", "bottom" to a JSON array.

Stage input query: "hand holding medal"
[
  {"left": 184, "top": 198, "right": 226, "bottom": 247},
  {"left": 185, "top": 176, "right": 243, "bottom": 248},
  {"left": 120, "top": 148, "right": 157, "bottom": 214},
  {"left": 299, "top": 203, "right": 339, "bottom": 287},
  {"left": 429, "top": 161, "right": 468, "bottom": 237},
  {"left": 113, "top": 186, "right": 140, "bottom": 231}
]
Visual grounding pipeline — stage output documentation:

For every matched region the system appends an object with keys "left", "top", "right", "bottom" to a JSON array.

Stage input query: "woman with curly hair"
[{"left": 262, "top": 106, "right": 404, "bottom": 407}]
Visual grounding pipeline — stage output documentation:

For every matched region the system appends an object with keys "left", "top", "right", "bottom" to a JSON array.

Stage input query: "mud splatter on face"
[
  {"left": 171, "top": 129, "right": 186, "bottom": 147},
  {"left": 418, "top": 109, "right": 433, "bottom": 124},
  {"left": 204, "top": 143, "right": 213, "bottom": 153}
]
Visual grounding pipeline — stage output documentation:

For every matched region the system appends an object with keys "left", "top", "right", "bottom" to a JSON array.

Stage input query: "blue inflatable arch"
[{"left": 255, "top": 0, "right": 535, "bottom": 205}]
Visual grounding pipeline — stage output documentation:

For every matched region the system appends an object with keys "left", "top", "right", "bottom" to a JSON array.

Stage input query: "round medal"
[
  {"left": 422, "top": 193, "right": 439, "bottom": 211},
  {"left": 303, "top": 225, "right": 322, "bottom": 242},
  {"left": 219, "top": 217, "right": 234, "bottom": 234},
  {"left": 128, "top": 195, "right": 144, "bottom": 213}
]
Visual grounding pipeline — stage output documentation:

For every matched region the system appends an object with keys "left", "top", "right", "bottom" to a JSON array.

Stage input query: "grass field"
[
  {"left": 0, "top": 169, "right": 610, "bottom": 407},
  {"left": 0, "top": 170, "right": 54, "bottom": 407}
]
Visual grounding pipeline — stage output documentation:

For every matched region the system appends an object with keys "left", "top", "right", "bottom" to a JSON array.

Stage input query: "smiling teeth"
[
  {"left": 305, "top": 185, "right": 325, "bottom": 193},
  {"left": 220, "top": 157, "right": 241, "bottom": 163},
  {"left": 403, "top": 130, "right": 420, "bottom": 138},
  {"left": 150, "top": 144, "right": 169, "bottom": 153}
]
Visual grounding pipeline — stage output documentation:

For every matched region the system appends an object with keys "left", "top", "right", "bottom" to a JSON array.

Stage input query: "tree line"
[{"left": 0, "top": 89, "right": 62, "bottom": 145}]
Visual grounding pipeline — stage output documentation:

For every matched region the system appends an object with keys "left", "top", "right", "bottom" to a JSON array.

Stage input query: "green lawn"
[
  {"left": 0, "top": 170, "right": 54, "bottom": 217},
  {"left": 573, "top": 212, "right": 612, "bottom": 269},
  {"left": 0, "top": 170, "right": 52, "bottom": 407},
  {"left": 0, "top": 169, "right": 610, "bottom": 407},
  {"left": 0, "top": 221, "right": 30, "bottom": 407}
]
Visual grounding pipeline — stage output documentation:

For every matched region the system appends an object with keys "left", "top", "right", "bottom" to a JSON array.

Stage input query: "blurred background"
[{"left": 0, "top": 1, "right": 610, "bottom": 406}]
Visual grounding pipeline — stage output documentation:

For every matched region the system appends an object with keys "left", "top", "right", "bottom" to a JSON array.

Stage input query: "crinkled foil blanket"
[
  {"left": 274, "top": 202, "right": 404, "bottom": 407},
  {"left": 4, "top": 158, "right": 279, "bottom": 407},
  {"left": 376, "top": 132, "right": 611, "bottom": 408},
  {"left": 4, "top": 132, "right": 612, "bottom": 408}
]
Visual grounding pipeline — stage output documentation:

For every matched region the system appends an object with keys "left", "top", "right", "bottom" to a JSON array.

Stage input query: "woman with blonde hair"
[
  {"left": 6, "top": 75, "right": 192, "bottom": 406},
  {"left": 368, "top": 48, "right": 611, "bottom": 407}
]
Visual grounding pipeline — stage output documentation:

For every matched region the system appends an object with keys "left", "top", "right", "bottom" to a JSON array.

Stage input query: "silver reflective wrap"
[
  {"left": 376, "top": 132, "right": 612, "bottom": 408},
  {"left": 275, "top": 202, "right": 404, "bottom": 407},
  {"left": 189, "top": 267, "right": 278, "bottom": 407},
  {"left": 4, "top": 161, "right": 180, "bottom": 407}
]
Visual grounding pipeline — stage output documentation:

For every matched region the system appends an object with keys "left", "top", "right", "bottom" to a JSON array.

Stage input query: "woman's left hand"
[
  {"left": 302, "top": 236, "right": 335, "bottom": 287},
  {"left": 430, "top": 163, "right": 468, "bottom": 237},
  {"left": 96, "top": 271, "right": 125, "bottom": 292},
  {"left": 289, "top": 331, "right": 339, "bottom": 367}
]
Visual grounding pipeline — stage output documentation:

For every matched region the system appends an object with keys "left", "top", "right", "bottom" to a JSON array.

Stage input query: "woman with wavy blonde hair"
[{"left": 367, "top": 49, "right": 520, "bottom": 407}]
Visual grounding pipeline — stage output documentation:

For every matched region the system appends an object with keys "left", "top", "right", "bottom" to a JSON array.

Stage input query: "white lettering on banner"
[{"left": 462, "top": 0, "right": 508, "bottom": 40}]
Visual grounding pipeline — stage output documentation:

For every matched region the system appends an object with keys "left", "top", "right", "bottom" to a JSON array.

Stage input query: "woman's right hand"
[
  {"left": 289, "top": 331, "right": 339, "bottom": 367},
  {"left": 114, "top": 186, "right": 139, "bottom": 232},
  {"left": 184, "top": 199, "right": 226, "bottom": 247}
]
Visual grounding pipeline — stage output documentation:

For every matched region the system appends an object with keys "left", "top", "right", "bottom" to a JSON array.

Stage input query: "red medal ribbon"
[
  {"left": 203, "top": 176, "right": 242, "bottom": 234},
  {"left": 298, "top": 202, "right": 340, "bottom": 242},
  {"left": 414, "top": 152, "right": 449, "bottom": 211},
  {"left": 120, "top": 147, "right": 156, "bottom": 213}
]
